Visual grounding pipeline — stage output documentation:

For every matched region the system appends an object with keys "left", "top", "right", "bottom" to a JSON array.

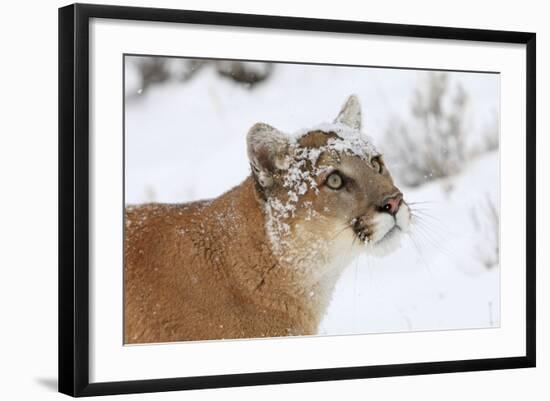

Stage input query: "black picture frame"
[{"left": 58, "top": 3, "right": 536, "bottom": 397}]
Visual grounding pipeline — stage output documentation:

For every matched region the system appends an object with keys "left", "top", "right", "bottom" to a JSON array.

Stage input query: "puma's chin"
[
  {"left": 368, "top": 225, "right": 404, "bottom": 257},
  {"left": 354, "top": 204, "right": 411, "bottom": 257}
]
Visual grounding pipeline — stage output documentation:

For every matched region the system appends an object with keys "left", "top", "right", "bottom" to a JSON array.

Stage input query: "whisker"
[
  {"left": 408, "top": 206, "right": 444, "bottom": 217},
  {"left": 410, "top": 219, "right": 460, "bottom": 261},
  {"left": 409, "top": 208, "right": 445, "bottom": 220},
  {"left": 405, "top": 231, "right": 433, "bottom": 276},
  {"left": 353, "top": 252, "right": 360, "bottom": 330},
  {"left": 410, "top": 210, "right": 450, "bottom": 236},
  {"left": 410, "top": 211, "right": 451, "bottom": 237},
  {"left": 411, "top": 225, "right": 445, "bottom": 255},
  {"left": 410, "top": 216, "right": 449, "bottom": 247},
  {"left": 406, "top": 200, "right": 440, "bottom": 205}
]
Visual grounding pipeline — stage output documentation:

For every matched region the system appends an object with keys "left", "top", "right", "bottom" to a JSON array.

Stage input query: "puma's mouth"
[
  {"left": 351, "top": 203, "right": 411, "bottom": 252},
  {"left": 351, "top": 218, "right": 402, "bottom": 244}
]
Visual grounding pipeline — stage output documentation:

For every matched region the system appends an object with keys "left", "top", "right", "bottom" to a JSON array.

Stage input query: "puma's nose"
[{"left": 380, "top": 193, "right": 402, "bottom": 216}]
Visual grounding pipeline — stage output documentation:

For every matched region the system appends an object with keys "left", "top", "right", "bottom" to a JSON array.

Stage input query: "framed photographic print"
[{"left": 58, "top": 3, "right": 536, "bottom": 397}]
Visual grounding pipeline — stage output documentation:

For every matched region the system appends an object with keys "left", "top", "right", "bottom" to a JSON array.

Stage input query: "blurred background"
[{"left": 125, "top": 55, "right": 500, "bottom": 335}]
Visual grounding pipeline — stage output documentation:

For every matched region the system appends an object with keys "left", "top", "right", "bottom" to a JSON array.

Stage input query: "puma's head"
[{"left": 247, "top": 95, "right": 411, "bottom": 271}]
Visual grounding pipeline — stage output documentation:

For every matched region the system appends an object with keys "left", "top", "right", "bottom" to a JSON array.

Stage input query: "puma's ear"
[
  {"left": 247, "top": 123, "right": 291, "bottom": 188},
  {"left": 334, "top": 95, "right": 362, "bottom": 130}
]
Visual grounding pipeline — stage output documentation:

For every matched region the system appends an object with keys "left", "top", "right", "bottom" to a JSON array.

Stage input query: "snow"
[
  {"left": 125, "top": 57, "right": 500, "bottom": 334},
  {"left": 293, "top": 121, "right": 379, "bottom": 161}
]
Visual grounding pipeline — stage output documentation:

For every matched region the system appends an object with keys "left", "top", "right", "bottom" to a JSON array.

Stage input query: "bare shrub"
[
  {"left": 215, "top": 61, "right": 274, "bottom": 86},
  {"left": 481, "top": 113, "right": 499, "bottom": 153},
  {"left": 384, "top": 73, "right": 469, "bottom": 187},
  {"left": 126, "top": 57, "right": 274, "bottom": 98},
  {"left": 136, "top": 58, "right": 171, "bottom": 90},
  {"left": 128, "top": 57, "right": 206, "bottom": 91},
  {"left": 470, "top": 110, "right": 499, "bottom": 158},
  {"left": 470, "top": 195, "right": 499, "bottom": 270}
]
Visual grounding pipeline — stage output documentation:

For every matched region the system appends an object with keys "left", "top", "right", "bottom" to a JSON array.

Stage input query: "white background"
[{"left": 0, "top": 0, "right": 547, "bottom": 399}]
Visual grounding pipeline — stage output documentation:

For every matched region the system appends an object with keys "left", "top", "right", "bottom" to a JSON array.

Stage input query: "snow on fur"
[{"left": 264, "top": 122, "right": 379, "bottom": 255}]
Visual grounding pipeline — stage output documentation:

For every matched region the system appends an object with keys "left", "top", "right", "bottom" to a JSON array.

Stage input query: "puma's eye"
[
  {"left": 326, "top": 172, "right": 344, "bottom": 190},
  {"left": 372, "top": 157, "right": 383, "bottom": 174}
]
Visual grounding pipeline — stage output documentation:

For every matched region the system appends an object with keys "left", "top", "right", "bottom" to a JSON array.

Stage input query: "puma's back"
[{"left": 125, "top": 178, "right": 321, "bottom": 343}]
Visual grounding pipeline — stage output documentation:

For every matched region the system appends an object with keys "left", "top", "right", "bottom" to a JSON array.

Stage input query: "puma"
[{"left": 124, "top": 95, "right": 411, "bottom": 343}]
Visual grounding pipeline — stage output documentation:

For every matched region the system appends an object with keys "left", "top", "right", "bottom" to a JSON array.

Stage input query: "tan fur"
[{"left": 124, "top": 97, "right": 409, "bottom": 344}]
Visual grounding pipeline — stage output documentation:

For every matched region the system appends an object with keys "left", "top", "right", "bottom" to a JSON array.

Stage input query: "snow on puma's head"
[{"left": 247, "top": 95, "right": 411, "bottom": 271}]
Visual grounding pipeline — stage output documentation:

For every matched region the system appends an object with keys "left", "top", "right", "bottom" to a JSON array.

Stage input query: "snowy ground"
[{"left": 125, "top": 57, "right": 500, "bottom": 335}]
